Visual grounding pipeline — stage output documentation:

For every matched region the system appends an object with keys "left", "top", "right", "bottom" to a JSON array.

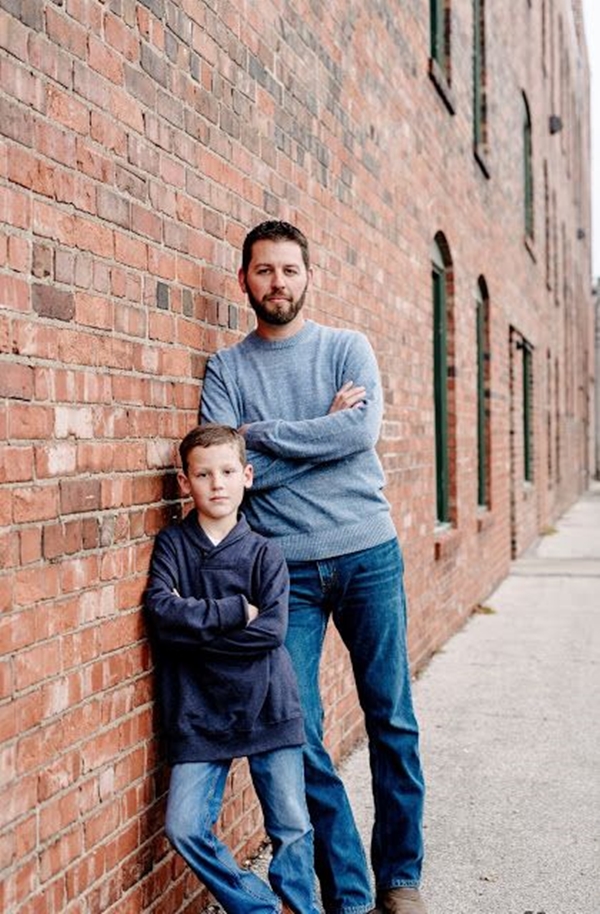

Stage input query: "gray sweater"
[{"left": 200, "top": 320, "right": 396, "bottom": 561}]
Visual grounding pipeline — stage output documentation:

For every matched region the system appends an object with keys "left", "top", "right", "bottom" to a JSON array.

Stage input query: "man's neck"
[{"left": 255, "top": 313, "right": 306, "bottom": 341}]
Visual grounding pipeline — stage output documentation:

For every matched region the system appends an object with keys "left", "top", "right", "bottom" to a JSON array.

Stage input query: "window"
[
  {"left": 430, "top": 0, "right": 449, "bottom": 76},
  {"left": 432, "top": 236, "right": 455, "bottom": 524},
  {"left": 429, "top": 0, "right": 455, "bottom": 111},
  {"left": 473, "top": 0, "right": 488, "bottom": 170},
  {"left": 476, "top": 279, "right": 491, "bottom": 507},
  {"left": 522, "top": 342, "right": 533, "bottom": 482},
  {"left": 523, "top": 93, "right": 534, "bottom": 241}
]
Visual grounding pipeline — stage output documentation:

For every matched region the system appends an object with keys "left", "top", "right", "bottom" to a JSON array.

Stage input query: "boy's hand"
[
  {"left": 328, "top": 380, "right": 366, "bottom": 413},
  {"left": 246, "top": 603, "right": 259, "bottom": 623}
]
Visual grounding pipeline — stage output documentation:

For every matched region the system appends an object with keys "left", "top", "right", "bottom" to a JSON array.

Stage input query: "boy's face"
[{"left": 178, "top": 443, "right": 253, "bottom": 524}]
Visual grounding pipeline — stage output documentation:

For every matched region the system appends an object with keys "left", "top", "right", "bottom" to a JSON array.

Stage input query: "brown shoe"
[{"left": 379, "top": 887, "right": 427, "bottom": 914}]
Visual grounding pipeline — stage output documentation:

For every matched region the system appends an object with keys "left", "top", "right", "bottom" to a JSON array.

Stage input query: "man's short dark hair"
[
  {"left": 179, "top": 424, "right": 246, "bottom": 475},
  {"left": 241, "top": 221, "right": 310, "bottom": 273}
]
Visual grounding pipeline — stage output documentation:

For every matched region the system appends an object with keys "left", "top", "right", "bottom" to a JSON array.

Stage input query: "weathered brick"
[
  {"left": 59, "top": 478, "right": 102, "bottom": 515},
  {"left": 32, "top": 283, "right": 75, "bottom": 321}
]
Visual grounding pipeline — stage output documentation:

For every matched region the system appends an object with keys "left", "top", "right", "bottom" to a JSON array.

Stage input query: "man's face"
[{"left": 239, "top": 239, "right": 311, "bottom": 326}]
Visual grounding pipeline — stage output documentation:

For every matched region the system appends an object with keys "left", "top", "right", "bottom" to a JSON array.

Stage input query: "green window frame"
[
  {"left": 430, "top": 0, "right": 449, "bottom": 78},
  {"left": 523, "top": 93, "right": 534, "bottom": 239},
  {"left": 476, "top": 281, "right": 490, "bottom": 507},
  {"left": 432, "top": 242, "right": 450, "bottom": 523},
  {"left": 522, "top": 343, "right": 533, "bottom": 481},
  {"left": 473, "top": 0, "right": 485, "bottom": 149}
]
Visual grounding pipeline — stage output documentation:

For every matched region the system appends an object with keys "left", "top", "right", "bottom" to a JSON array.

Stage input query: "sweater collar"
[{"left": 247, "top": 319, "right": 317, "bottom": 349}]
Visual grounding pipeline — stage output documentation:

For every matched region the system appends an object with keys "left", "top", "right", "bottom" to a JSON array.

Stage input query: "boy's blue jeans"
[
  {"left": 286, "top": 539, "right": 425, "bottom": 914},
  {"left": 165, "top": 747, "right": 320, "bottom": 914}
]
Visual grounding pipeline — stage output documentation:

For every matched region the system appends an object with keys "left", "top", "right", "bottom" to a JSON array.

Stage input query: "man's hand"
[
  {"left": 246, "top": 602, "right": 259, "bottom": 623},
  {"left": 328, "top": 380, "right": 366, "bottom": 414}
]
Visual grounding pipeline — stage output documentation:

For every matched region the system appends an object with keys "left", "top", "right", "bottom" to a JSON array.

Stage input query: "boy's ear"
[
  {"left": 177, "top": 470, "right": 191, "bottom": 496},
  {"left": 243, "top": 463, "right": 253, "bottom": 489}
]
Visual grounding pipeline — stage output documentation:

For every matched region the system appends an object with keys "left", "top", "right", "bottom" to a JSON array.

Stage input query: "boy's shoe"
[{"left": 379, "top": 887, "right": 428, "bottom": 914}]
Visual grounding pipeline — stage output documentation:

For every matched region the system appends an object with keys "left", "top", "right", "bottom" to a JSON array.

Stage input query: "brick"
[
  {"left": 14, "top": 563, "right": 60, "bottom": 606},
  {"left": 46, "top": 85, "right": 90, "bottom": 135},
  {"left": 7, "top": 233, "right": 29, "bottom": 272},
  {"left": 8, "top": 403, "right": 55, "bottom": 441},
  {"left": 43, "top": 520, "right": 83, "bottom": 560},
  {"left": 0, "top": 362, "right": 34, "bottom": 399},
  {"left": 0, "top": 274, "right": 30, "bottom": 311},
  {"left": 88, "top": 33, "right": 125, "bottom": 85},
  {"left": 32, "top": 243, "right": 54, "bottom": 278},
  {"left": 59, "top": 478, "right": 102, "bottom": 515},
  {"left": 0, "top": 96, "right": 34, "bottom": 147},
  {"left": 45, "top": 4, "right": 88, "bottom": 60},
  {"left": 32, "top": 283, "right": 75, "bottom": 321}
]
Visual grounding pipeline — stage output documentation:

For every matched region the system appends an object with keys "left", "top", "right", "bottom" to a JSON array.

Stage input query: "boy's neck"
[{"left": 196, "top": 511, "right": 238, "bottom": 544}]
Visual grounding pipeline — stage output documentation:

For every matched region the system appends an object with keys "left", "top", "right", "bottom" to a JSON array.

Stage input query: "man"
[{"left": 200, "top": 221, "right": 427, "bottom": 914}]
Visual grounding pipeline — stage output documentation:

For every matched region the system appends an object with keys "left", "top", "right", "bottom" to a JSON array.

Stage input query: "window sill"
[
  {"left": 434, "top": 523, "right": 461, "bottom": 560},
  {"left": 428, "top": 58, "right": 456, "bottom": 115}
]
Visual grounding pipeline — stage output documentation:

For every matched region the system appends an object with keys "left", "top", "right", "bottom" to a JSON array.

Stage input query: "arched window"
[
  {"left": 476, "top": 278, "right": 491, "bottom": 507},
  {"left": 432, "top": 235, "right": 455, "bottom": 524},
  {"left": 429, "top": 0, "right": 454, "bottom": 110},
  {"left": 473, "top": 0, "right": 487, "bottom": 156},
  {"left": 430, "top": 0, "right": 450, "bottom": 80},
  {"left": 523, "top": 92, "right": 534, "bottom": 240}
]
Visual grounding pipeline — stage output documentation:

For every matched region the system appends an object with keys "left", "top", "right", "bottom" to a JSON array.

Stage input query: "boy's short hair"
[
  {"left": 242, "top": 220, "right": 310, "bottom": 273},
  {"left": 179, "top": 424, "right": 247, "bottom": 475}
]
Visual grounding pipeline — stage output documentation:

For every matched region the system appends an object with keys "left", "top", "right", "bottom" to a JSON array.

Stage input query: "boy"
[{"left": 145, "top": 424, "right": 320, "bottom": 914}]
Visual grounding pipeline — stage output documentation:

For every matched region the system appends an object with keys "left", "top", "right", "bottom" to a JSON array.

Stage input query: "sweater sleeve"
[
  {"left": 199, "top": 541, "right": 290, "bottom": 657},
  {"left": 144, "top": 531, "right": 248, "bottom": 647},
  {"left": 243, "top": 331, "right": 383, "bottom": 461},
  {"left": 201, "top": 355, "right": 314, "bottom": 492}
]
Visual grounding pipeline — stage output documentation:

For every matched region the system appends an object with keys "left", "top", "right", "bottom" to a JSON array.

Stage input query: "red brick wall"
[{"left": 0, "top": 1, "right": 593, "bottom": 912}]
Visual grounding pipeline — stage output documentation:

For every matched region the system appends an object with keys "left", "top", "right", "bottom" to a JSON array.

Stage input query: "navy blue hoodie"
[{"left": 145, "top": 511, "right": 304, "bottom": 763}]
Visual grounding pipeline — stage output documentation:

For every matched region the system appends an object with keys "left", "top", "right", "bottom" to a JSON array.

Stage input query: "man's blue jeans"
[
  {"left": 286, "top": 539, "right": 425, "bottom": 914},
  {"left": 165, "top": 747, "right": 320, "bottom": 913}
]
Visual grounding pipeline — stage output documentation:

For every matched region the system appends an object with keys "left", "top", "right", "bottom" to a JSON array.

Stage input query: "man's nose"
[{"left": 271, "top": 269, "right": 287, "bottom": 288}]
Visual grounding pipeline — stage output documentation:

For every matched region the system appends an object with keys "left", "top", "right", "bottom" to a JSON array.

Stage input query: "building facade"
[{"left": 0, "top": 1, "right": 593, "bottom": 912}]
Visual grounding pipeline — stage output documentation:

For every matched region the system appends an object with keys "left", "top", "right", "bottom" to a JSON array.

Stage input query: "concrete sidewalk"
[{"left": 343, "top": 481, "right": 600, "bottom": 914}]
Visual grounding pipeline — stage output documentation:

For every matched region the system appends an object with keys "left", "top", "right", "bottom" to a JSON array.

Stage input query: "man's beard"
[{"left": 247, "top": 283, "right": 308, "bottom": 326}]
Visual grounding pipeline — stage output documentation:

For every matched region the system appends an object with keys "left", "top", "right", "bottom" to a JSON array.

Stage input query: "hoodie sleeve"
[
  {"left": 144, "top": 530, "right": 248, "bottom": 647},
  {"left": 199, "top": 541, "right": 290, "bottom": 657}
]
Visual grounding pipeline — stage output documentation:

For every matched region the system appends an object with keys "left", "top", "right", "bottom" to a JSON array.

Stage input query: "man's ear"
[
  {"left": 243, "top": 463, "right": 254, "bottom": 489},
  {"left": 177, "top": 470, "right": 191, "bottom": 497},
  {"left": 238, "top": 267, "right": 247, "bottom": 295}
]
